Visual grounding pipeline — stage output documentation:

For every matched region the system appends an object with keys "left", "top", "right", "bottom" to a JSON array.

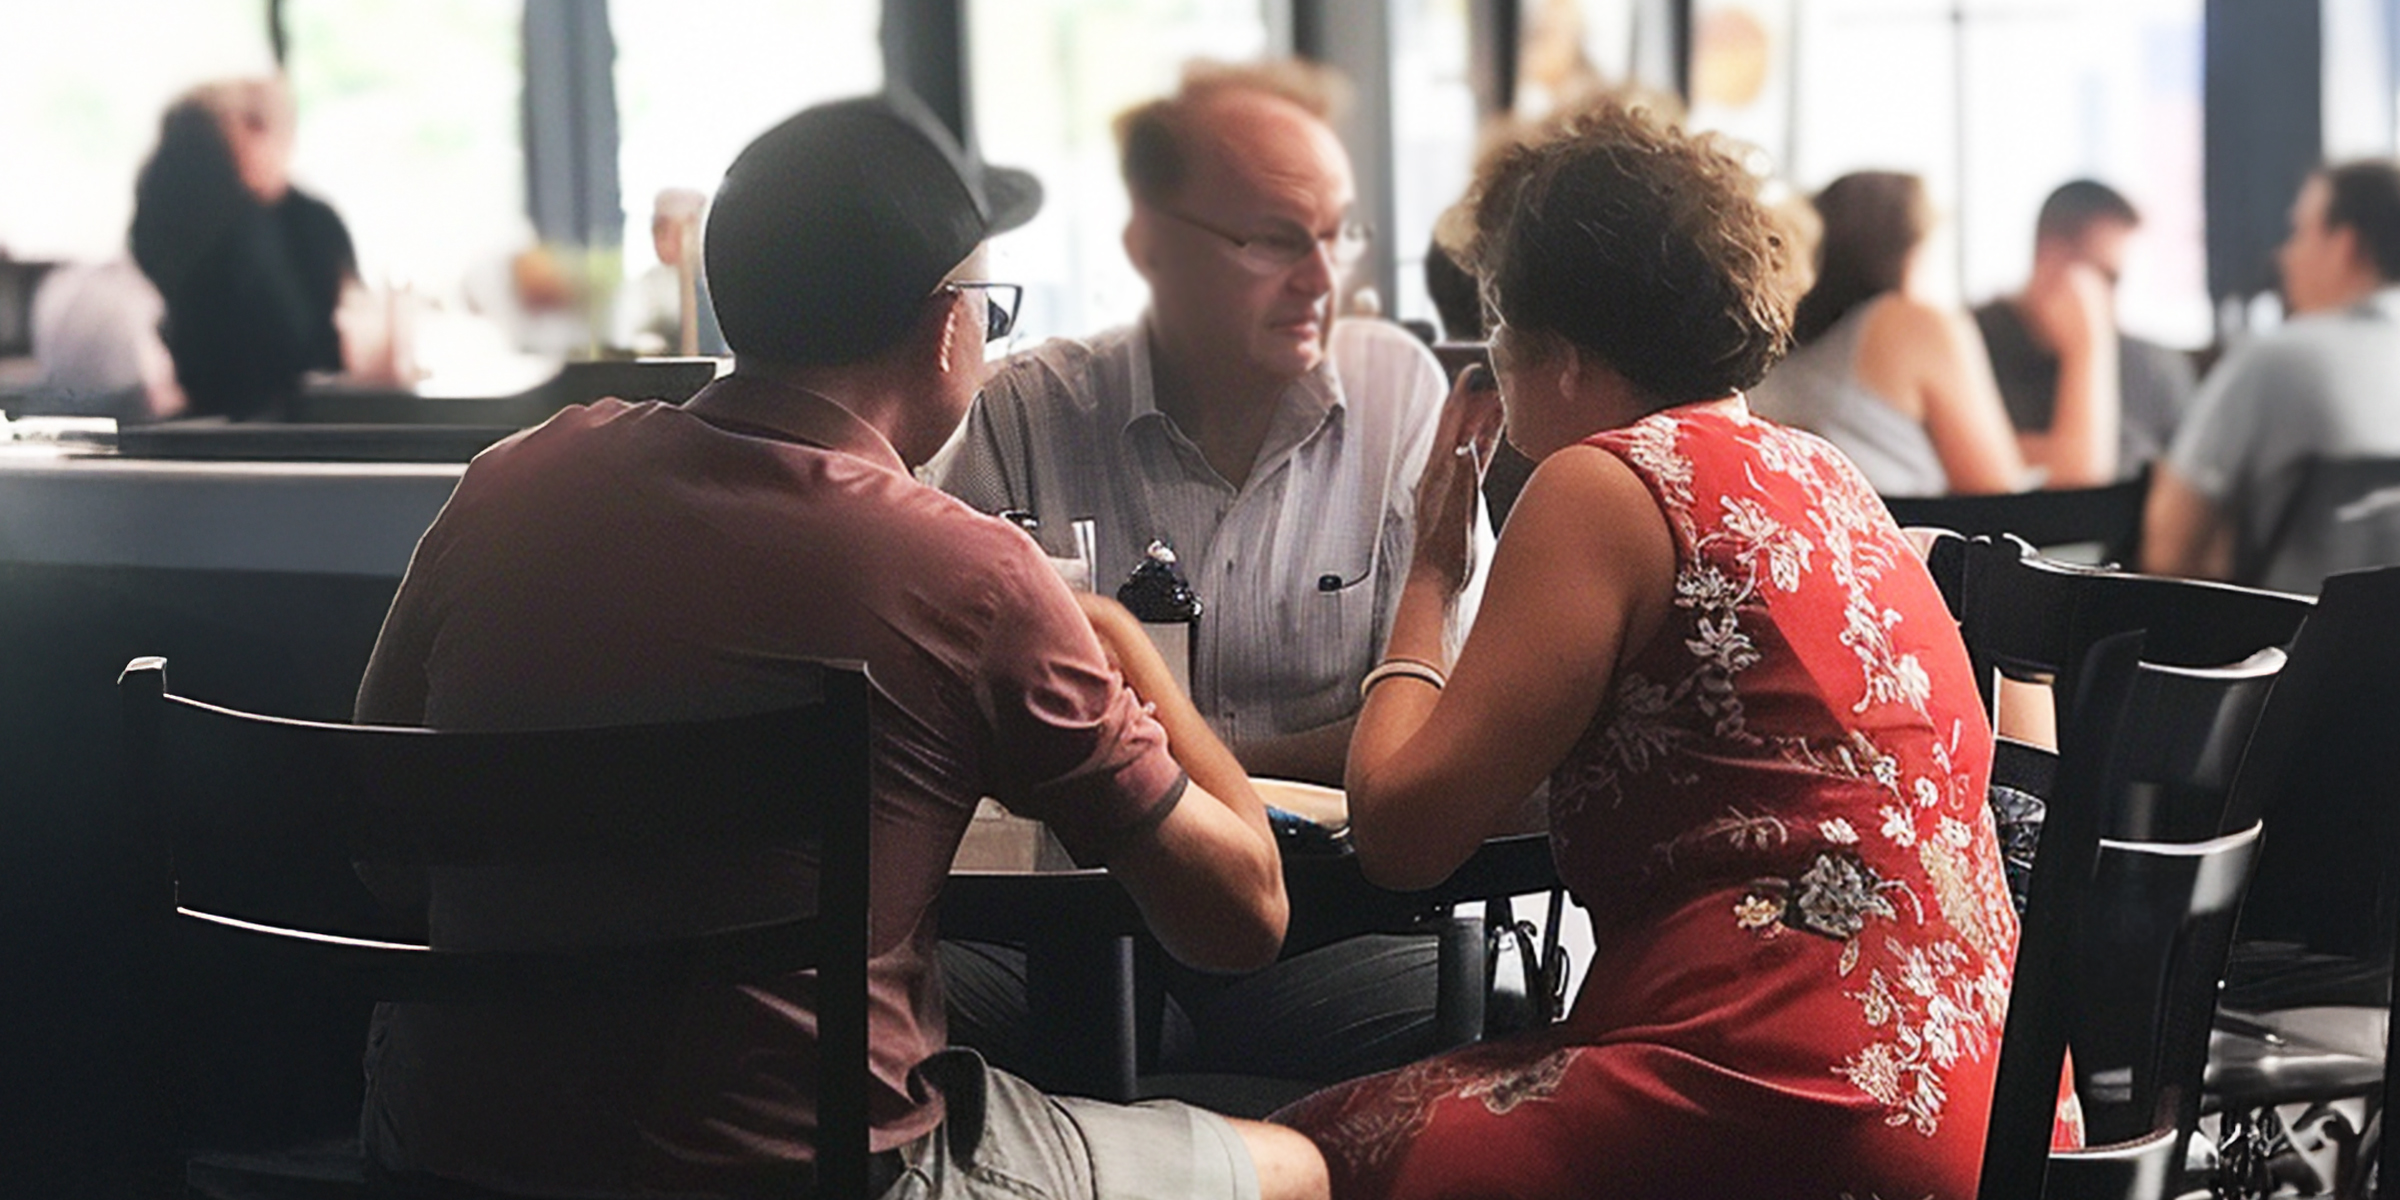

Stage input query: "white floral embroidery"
[
  {"left": 1543, "top": 410, "right": 2016, "bottom": 1145},
  {"left": 1880, "top": 806, "right": 1918, "bottom": 848}
]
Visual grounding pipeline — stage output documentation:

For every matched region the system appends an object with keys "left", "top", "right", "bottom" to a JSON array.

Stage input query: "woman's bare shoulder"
[{"left": 1508, "top": 442, "right": 1676, "bottom": 572}]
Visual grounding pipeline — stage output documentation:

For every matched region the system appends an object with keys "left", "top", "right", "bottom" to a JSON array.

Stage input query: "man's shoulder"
[
  {"left": 983, "top": 327, "right": 1142, "bottom": 418},
  {"left": 1327, "top": 319, "right": 1446, "bottom": 415},
  {"left": 2216, "top": 314, "right": 2394, "bottom": 388}
]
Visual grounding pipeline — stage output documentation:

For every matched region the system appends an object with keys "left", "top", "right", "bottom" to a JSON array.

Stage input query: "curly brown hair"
[{"left": 1461, "top": 102, "right": 1793, "bottom": 407}]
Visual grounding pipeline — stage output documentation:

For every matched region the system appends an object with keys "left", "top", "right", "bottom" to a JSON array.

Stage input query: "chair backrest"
[
  {"left": 1881, "top": 470, "right": 2149, "bottom": 566},
  {"left": 2221, "top": 564, "right": 2400, "bottom": 960},
  {"left": 118, "top": 656, "right": 872, "bottom": 1197},
  {"left": 1979, "top": 633, "right": 2281, "bottom": 1200},
  {"left": 1957, "top": 535, "right": 2312, "bottom": 726},
  {"left": 2236, "top": 456, "right": 2400, "bottom": 594}
]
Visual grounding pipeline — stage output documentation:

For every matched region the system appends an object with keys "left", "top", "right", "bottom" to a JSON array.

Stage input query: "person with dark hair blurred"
[
  {"left": 2145, "top": 160, "right": 2400, "bottom": 585},
  {"left": 130, "top": 78, "right": 361, "bottom": 420},
  {"left": 1751, "top": 171, "right": 2107, "bottom": 496},
  {"left": 1272, "top": 104, "right": 2029, "bottom": 1199},
  {"left": 1975, "top": 180, "right": 2193, "bottom": 482}
]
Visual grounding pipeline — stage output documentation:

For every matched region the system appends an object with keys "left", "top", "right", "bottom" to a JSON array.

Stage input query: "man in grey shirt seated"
[
  {"left": 2146, "top": 159, "right": 2400, "bottom": 587},
  {"left": 929, "top": 60, "right": 1487, "bottom": 1087},
  {"left": 1974, "top": 180, "right": 2194, "bottom": 484}
]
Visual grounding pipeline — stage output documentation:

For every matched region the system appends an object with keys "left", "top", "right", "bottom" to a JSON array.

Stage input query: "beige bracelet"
[{"left": 1360, "top": 657, "right": 1448, "bottom": 699}]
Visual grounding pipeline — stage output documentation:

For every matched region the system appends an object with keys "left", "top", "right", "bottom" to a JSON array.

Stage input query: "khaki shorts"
[{"left": 883, "top": 1049, "right": 1260, "bottom": 1200}]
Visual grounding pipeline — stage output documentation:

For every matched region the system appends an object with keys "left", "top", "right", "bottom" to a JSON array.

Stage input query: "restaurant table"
[{"left": 944, "top": 830, "right": 1560, "bottom": 1102}]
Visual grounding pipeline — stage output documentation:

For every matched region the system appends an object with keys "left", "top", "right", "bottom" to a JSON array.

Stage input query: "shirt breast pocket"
[{"left": 1275, "top": 567, "right": 1381, "bottom": 718}]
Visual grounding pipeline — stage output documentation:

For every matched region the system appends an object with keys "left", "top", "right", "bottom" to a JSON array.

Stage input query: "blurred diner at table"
[
  {"left": 128, "top": 77, "right": 388, "bottom": 421},
  {"left": 1751, "top": 170, "right": 2116, "bottom": 497},
  {"left": 2144, "top": 158, "right": 2400, "bottom": 590},
  {"left": 1976, "top": 180, "right": 2195, "bottom": 484},
  {"left": 1270, "top": 101, "right": 2029, "bottom": 1200}
]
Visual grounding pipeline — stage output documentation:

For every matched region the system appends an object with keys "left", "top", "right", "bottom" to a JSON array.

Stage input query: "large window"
[
  {"left": 1688, "top": 0, "right": 2207, "bottom": 346},
  {"left": 968, "top": 0, "right": 1271, "bottom": 344},
  {"left": 1388, "top": 0, "right": 1479, "bottom": 333},
  {"left": 0, "top": 0, "right": 274, "bottom": 263},
  {"left": 612, "top": 0, "right": 883, "bottom": 282},
  {"left": 283, "top": 0, "right": 524, "bottom": 304}
]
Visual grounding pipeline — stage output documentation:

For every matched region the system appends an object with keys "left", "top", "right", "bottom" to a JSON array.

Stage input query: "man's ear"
[
  {"left": 934, "top": 292, "right": 960, "bottom": 375},
  {"left": 2334, "top": 224, "right": 2372, "bottom": 280},
  {"left": 1124, "top": 211, "right": 1159, "bottom": 278}
]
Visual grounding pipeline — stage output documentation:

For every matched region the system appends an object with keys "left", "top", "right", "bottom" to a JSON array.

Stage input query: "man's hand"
[
  {"left": 2022, "top": 261, "right": 2114, "bottom": 362},
  {"left": 1408, "top": 365, "right": 1505, "bottom": 598}
]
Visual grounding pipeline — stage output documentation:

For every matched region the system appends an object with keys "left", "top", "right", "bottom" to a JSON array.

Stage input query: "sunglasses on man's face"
[{"left": 941, "top": 282, "right": 1024, "bottom": 343}]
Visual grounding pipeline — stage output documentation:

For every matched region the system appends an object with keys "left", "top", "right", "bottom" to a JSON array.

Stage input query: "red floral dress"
[{"left": 1276, "top": 398, "right": 2033, "bottom": 1200}]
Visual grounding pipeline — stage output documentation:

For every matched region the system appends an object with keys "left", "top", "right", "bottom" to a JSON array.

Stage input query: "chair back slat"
[
  {"left": 119, "top": 655, "right": 874, "bottom": 1198},
  {"left": 1882, "top": 471, "right": 2148, "bottom": 565},
  {"left": 1957, "top": 535, "right": 2311, "bottom": 724}
]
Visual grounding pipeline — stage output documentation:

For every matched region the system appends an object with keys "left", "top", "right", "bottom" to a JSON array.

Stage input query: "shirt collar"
[
  {"left": 2360, "top": 284, "right": 2400, "bottom": 320},
  {"left": 681, "top": 373, "right": 910, "bottom": 476},
  {"left": 1120, "top": 311, "right": 1346, "bottom": 439}
]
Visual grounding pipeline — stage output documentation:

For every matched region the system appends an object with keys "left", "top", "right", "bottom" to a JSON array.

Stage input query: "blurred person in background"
[
  {"left": 130, "top": 77, "right": 368, "bottom": 419},
  {"left": 1975, "top": 180, "right": 2192, "bottom": 483},
  {"left": 1751, "top": 171, "right": 2114, "bottom": 496},
  {"left": 613, "top": 186, "right": 726, "bottom": 356},
  {"left": 2144, "top": 159, "right": 2400, "bottom": 586},
  {"left": 28, "top": 259, "right": 185, "bottom": 420}
]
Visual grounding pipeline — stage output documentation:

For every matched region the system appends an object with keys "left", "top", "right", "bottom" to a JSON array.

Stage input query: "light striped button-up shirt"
[{"left": 929, "top": 316, "right": 1485, "bottom": 748}]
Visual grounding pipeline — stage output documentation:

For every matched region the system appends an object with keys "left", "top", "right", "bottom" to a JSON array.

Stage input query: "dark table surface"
[{"left": 943, "top": 832, "right": 1560, "bottom": 1100}]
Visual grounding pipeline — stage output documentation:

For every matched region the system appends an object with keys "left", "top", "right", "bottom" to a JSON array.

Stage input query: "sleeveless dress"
[
  {"left": 1749, "top": 297, "right": 1951, "bottom": 498},
  {"left": 1274, "top": 397, "right": 2023, "bottom": 1200}
]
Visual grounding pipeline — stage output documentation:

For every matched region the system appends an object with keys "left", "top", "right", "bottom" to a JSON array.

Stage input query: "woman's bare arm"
[
  {"left": 1348, "top": 444, "right": 1677, "bottom": 890},
  {"left": 1860, "top": 296, "right": 2027, "bottom": 495}
]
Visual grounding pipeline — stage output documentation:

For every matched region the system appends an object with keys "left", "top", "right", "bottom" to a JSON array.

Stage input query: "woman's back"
[{"left": 1750, "top": 294, "right": 1950, "bottom": 497}]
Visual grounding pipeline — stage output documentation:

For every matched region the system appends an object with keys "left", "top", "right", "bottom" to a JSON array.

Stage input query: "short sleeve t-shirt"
[
  {"left": 2163, "top": 288, "right": 2400, "bottom": 578},
  {"left": 353, "top": 376, "right": 1185, "bottom": 1196}
]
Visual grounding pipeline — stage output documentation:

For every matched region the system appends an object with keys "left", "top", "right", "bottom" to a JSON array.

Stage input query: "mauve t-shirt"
[{"left": 354, "top": 376, "right": 1184, "bottom": 1196}]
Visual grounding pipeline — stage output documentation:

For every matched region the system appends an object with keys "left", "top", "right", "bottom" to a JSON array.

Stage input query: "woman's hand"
[{"left": 1409, "top": 365, "right": 1507, "bottom": 597}]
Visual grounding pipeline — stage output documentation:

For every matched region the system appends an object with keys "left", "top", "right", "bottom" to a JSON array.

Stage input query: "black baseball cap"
[{"left": 705, "top": 89, "right": 1042, "bottom": 366}]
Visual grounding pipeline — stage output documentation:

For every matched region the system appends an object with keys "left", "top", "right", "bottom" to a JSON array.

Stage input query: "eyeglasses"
[
  {"left": 1153, "top": 206, "right": 1371, "bottom": 275},
  {"left": 940, "top": 281, "right": 1024, "bottom": 343}
]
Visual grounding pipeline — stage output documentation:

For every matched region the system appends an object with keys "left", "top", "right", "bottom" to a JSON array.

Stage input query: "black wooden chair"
[
  {"left": 2234, "top": 456, "right": 2400, "bottom": 595},
  {"left": 1979, "top": 632, "right": 2282, "bottom": 1200},
  {"left": 1957, "top": 534, "right": 2313, "bottom": 734},
  {"left": 1883, "top": 468, "right": 2150, "bottom": 566},
  {"left": 118, "top": 656, "right": 871, "bottom": 1199},
  {"left": 2200, "top": 565, "right": 2400, "bottom": 1198}
]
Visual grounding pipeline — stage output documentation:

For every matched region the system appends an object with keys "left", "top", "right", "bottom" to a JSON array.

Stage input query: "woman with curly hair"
[{"left": 1271, "top": 105, "right": 2022, "bottom": 1199}]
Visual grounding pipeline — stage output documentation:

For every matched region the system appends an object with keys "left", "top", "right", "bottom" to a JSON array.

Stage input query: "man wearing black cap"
[{"left": 354, "top": 91, "right": 1326, "bottom": 1200}]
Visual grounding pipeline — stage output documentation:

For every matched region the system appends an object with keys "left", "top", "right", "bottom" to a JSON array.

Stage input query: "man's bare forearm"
[{"left": 1233, "top": 717, "right": 1355, "bottom": 787}]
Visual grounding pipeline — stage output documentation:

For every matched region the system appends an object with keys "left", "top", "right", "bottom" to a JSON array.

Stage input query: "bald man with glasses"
[{"left": 931, "top": 60, "right": 1485, "bottom": 1091}]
